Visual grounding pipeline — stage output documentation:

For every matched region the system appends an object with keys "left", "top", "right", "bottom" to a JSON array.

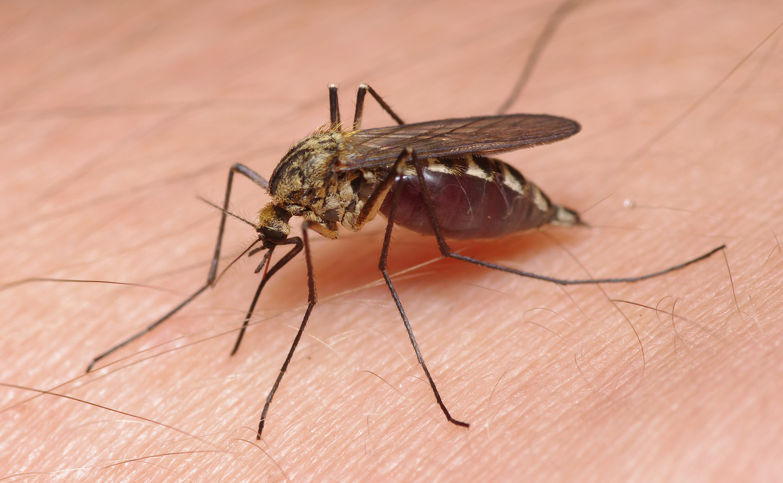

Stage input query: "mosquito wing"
[{"left": 337, "top": 113, "right": 580, "bottom": 171}]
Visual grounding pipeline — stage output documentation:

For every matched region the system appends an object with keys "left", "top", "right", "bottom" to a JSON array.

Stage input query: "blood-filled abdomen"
[{"left": 379, "top": 155, "right": 579, "bottom": 239}]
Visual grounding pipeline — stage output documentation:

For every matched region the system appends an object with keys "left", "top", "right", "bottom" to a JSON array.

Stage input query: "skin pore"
[{"left": 2, "top": 0, "right": 782, "bottom": 480}]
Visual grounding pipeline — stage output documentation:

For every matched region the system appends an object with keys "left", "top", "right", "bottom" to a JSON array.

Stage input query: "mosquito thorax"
[
  {"left": 264, "top": 128, "right": 376, "bottom": 239},
  {"left": 268, "top": 128, "right": 344, "bottom": 201}
]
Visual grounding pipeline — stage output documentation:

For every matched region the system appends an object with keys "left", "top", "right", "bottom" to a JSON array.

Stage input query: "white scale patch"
[
  {"left": 463, "top": 156, "right": 494, "bottom": 181},
  {"left": 500, "top": 164, "right": 526, "bottom": 194},
  {"left": 531, "top": 185, "right": 550, "bottom": 212},
  {"left": 422, "top": 159, "right": 454, "bottom": 175}
]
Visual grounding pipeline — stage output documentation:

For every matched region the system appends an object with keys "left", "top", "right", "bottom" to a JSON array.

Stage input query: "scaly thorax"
[{"left": 260, "top": 129, "right": 386, "bottom": 239}]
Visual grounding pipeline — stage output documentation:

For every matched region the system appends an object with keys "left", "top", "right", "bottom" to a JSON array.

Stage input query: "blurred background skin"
[{"left": 1, "top": 0, "right": 782, "bottom": 479}]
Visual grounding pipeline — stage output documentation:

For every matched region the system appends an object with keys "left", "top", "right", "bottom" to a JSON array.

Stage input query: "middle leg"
[{"left": 377, "top": 149, "right": 469, "bottom": 429}]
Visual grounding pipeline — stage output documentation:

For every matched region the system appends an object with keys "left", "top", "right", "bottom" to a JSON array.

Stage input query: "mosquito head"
[{"left": 257, "top": 202, "right": 292, "bottom": 243}]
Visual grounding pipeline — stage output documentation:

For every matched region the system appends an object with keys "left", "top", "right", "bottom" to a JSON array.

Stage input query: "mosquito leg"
[
  {"left": 376, "top": 150, "right": 470, "bottom": 429},
  {"left": 496, "top": 0, "right": 581, "bottom": 114},
  {"left": 408, "top": 150, "right": 725, "bottom": 285},
  {"left": 231, "top": 236, "right": 303, "bottom": 356},
  {"left": 86, "top": 285, "right": 210, "bottom": 372},
  {"left": 352, "top": 85, "right": 367, "bottom": 131},
  {"left": 353, "top": 149, "right": 412, "bottom": 229},
  {"left": 86, "top": 163, "right": 269, "bottom": 372},
  {"left": 209, "top": 163, "right": 269, "bottom": 281},
  {"left": 329, "top": 84, "right": 340, "bottom": 128},
  {"left": 256, "top": 225, "right": 317, "bottom": 439},
  {"left": 445, "top": 244, "right": 726, "bottom": 285},
  {"left": 352, "top": 84, "right": 405, "bottom": 130}
]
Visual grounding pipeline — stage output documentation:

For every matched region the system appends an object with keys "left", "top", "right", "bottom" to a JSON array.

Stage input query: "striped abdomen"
[{"left": 379, "top": 155, "right": 580, "bottom": 239}]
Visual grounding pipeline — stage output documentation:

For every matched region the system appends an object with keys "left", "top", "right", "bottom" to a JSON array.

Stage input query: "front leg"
[
  {"left": 87, "top": 163, "right": 270, "bottom": 372},
  {"left": 256, "top": 224, "right": 317, "bottom": 440}
]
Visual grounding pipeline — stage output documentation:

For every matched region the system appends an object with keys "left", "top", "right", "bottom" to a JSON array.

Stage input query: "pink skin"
[{"left": 2, "top": 0, "right": 782, "bottom": 480}]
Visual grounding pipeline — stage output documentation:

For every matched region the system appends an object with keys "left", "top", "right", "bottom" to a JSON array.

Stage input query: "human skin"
[{"left": 2, "top": 0, "right": 782, "bottom": 480}]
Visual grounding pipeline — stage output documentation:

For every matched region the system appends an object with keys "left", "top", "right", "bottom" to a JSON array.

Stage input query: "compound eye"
[
  {"left": 257, "top": 203, "right": 291, "bottom": 242},
  {"left": 260, "top": 225, "right": 287, "bottom": 243}
]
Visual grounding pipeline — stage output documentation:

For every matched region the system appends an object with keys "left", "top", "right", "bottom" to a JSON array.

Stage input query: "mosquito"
[{"left": 86, "top": 84, "right": 724, "bottom": 439}]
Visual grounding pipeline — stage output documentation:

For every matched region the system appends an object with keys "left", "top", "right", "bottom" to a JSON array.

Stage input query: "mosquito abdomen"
[{"left": 380, "top": 155, "right": 580, "bottom": 239}]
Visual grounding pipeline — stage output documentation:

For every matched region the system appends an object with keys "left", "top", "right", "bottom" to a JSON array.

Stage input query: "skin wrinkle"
[{"left": 1, "top": 0, "right": 782, "bottom": 480}]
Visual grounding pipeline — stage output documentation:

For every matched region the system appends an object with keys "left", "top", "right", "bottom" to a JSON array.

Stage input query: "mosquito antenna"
[
  {"left": 196, "top": 194, "right": 263, "bottom": 285},
  {"left": 196, "top": 194, "right": 256, "bottom": 229}
]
